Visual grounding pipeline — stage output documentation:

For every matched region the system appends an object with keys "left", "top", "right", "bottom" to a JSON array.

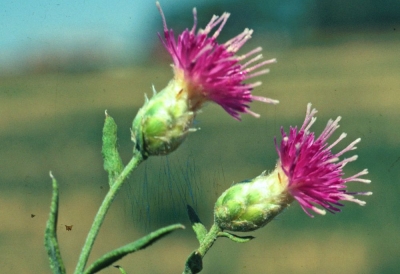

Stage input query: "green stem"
[
  {"left": 183, "top": 224, "right": 222, "bottom": 274},
  {"left": 197, "top": 224, "right": 221, "bottom": 257},
  {"left": 74, "top": 150, "right": 144, "bottom": 274}
]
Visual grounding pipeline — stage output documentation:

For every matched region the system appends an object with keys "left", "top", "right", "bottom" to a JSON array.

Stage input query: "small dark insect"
[
  {"left": 65, "top": 225, "right": 73, "bottom": 231},
  {"left": 31, "top": 214, "right": 35, "bottom": 218}
]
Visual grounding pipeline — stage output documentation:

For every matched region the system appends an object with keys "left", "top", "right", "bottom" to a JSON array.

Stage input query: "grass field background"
[{"left": 0, "top": 32, "right": 399, "bottom": 273}]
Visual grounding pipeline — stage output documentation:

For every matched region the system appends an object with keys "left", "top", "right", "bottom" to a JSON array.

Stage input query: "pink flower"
[
  {"left": 275, "top": 103, "right": 372, "bottom": 217},
  {"left": 156, "top": 2, "right": 278, "bottom": 120}
]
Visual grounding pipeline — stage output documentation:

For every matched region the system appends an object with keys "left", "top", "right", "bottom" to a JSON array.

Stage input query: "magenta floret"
[
  {"left": 157, "top": 3, "right": 278, "bottom": 120},
  {"left": 275, "top": 103, "right": 372, "bottom": 216}
]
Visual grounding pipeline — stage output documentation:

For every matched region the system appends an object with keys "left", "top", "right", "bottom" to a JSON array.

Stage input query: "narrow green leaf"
[
  {"left": 102, "top": 111, "right": 123, "bottom": 186},
  {"left": 187, "top": 205, "right": 207, "bottom": 243},
  {"left": 192, "top": 223, "right": 208, "bottom": 243},
  {"left": 44, "top": 172, "right": 66, "bottom": 274},
  {"left": 84, "top": 224, "right": 184, "bottom": 274},
  {"left": 217, "top": 231, "right": 254, "bottom": 243},
  {"left": 113, "top": 265, "right": 128, "bottom": 274}
]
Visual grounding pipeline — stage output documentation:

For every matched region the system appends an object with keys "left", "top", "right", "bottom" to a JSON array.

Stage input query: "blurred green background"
[{"left": 1, "top": 0, "right": 399, "bottom": 273}]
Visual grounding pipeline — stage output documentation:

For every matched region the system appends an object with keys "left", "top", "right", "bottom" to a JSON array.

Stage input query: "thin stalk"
[
  {"left": 183, "top": 224, "right": 222, "bottom": 274},
  {"left": 197, "top": 224, "right": 221, "bottom": 257},
  {"left": 74, "top": 150, "right": 144, "bottom": 274}
]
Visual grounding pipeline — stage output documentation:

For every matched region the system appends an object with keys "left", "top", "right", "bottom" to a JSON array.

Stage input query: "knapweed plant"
[{"left": 44, "top": 2, "right": 372, "bottom": 274}]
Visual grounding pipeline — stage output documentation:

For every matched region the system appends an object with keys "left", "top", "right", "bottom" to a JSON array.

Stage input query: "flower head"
[
  {"left": 275, "top": 103, "right": 372, "bottom": 216},
  {"left": 157, "top": 2, "right": 278, "bottom": 120},
  {"left": 132, "top": 4, "right": 278, "bottom": 157},
  {"left": 214, "top": 103, "right": 372, "bottom": 232},
  {"left": 214, "top": 170, "right": 293, "bottom": 232}
]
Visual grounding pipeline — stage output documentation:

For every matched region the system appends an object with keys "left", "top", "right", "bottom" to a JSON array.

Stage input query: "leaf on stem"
[
  {"left": 84, "top": 224, "right": 185, "bottom": 274},
  {"left": 183, "top": 251, "right": 203, "bottom": 274},
  {"left": 44, "top": 172, "right": 66, "bottom": 274},
  {"left": 187, "top": 205, "right": 207, "bottom": 243},
  {"left": 102, "top": 111, "right": 124, "bottom": 186},
  {"left": 217, "top": 231, "right": 255, "bottom": 243}
]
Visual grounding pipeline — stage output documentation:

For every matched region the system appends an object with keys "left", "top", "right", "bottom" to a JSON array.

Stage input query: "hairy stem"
[
  {"left": 197, "top": 224, "right": 221, "bottom": 257},
  {"left": 183, "top": 224, "right": 222, "bottom": 274},
  {"left": 74, "top": 150, "right": 144, "bottom": 274}
]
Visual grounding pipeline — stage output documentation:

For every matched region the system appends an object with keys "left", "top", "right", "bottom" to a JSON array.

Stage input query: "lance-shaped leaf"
[
  {"left": 44, "top": 172, "right": 66, "bottom": 274},
  {"left": 84, "top": 224, "right": 184, "bottom": 274},
  {"left": 102, "top": 111, "right": 123, "bottom": 186},
  {"left": 187, "top": 205, "right": 207, "bottom": 243}
]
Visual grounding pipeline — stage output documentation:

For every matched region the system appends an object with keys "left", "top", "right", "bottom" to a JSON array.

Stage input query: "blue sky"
[{"left": 0, "top": 0, "right": 207, "bottom": 70}]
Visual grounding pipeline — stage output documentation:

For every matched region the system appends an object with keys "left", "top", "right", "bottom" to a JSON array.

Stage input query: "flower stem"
[
  {"left": 74, "top": 150, "right": 144, "bottom": 274},
  {"left": 197, "top": 224, "right": 221, "bottom": 257},
  {"left": 183, "top": 224, "right": 222, "bottom": 274}
]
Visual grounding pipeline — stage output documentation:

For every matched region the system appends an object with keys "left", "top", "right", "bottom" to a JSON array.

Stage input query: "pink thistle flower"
[
  {"left": 156, "top": 2, "right": 278, "bottom": 120},
  {"left": 275, "top": 103, "right": 372, "bottom": 217},
  {"left": 214, "top": 104, "right": 372, "bottom": 231}
]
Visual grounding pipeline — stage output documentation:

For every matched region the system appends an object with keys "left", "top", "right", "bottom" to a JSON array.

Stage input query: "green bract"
[
  {"left": 132, "top": 79, "right": 195, "bottom": 157},
  {"left": 214, "top": 169, "right": 293, "bottom": 232}
]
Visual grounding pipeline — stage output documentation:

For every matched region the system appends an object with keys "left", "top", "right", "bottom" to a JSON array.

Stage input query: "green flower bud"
[
  {"left": 214, "top": 168, "right": 293, "bottom": 232},
  {"left": 132, "top": 79, "right": 196, "bottom": 157}
]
